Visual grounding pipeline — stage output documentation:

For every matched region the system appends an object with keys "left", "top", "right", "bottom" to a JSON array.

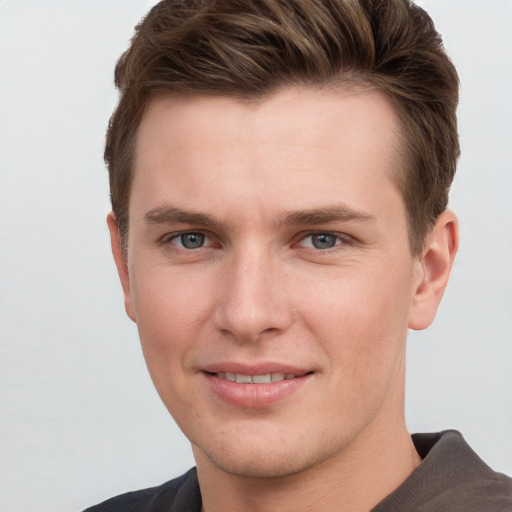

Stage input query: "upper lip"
[{"left": 201, "top": 362, "right": 313, "bottom": 376}]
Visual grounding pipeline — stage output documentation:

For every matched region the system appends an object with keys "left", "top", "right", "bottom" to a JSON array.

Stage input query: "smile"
[
  {"left": 204, "top": 370, "right": 313, "bottom": 408},
  {"left": 215, "top": 372, "right": 300, "bottom": 383}
]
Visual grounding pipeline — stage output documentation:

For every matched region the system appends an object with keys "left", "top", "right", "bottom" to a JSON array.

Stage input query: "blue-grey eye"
[
  {"left": 310, "top": 233, "right": 338, "bottom": 249},
  {"left": 179, "top": 233, "right": 205, "bottom": 249}
]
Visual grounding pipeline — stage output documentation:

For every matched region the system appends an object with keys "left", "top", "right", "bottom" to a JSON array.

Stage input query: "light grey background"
[{"left": 0, "top": 1, "right": 511, "bottom": 511}]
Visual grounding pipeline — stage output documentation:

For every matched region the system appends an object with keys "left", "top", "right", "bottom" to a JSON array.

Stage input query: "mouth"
[
  {"left": 202, "top": 368, "right": 314, "bottom": 408},
  {"left": 210, "top": 371, "right": 310, "bottom": 384}
]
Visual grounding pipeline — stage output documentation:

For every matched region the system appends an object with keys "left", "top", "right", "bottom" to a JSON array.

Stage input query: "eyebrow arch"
[
  {"left": 143, "top": 206, "right": 224, "bottom": 229},
  {"left": 278, "top": 205, "right": 377, "bottom": 226},
  {"left": 143, "top": 204, "right": 376, "bottom": 230}
]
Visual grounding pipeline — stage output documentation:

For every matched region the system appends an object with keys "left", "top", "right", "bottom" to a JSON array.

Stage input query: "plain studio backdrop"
[{"left": 0, "top": 1, "right": 511, "bottom": 510}]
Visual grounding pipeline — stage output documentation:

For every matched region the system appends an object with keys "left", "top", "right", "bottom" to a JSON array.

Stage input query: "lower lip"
[{"left": 203, "top": 373, "right": 310, "bottom": 408}]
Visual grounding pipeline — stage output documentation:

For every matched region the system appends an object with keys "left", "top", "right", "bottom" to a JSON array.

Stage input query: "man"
[{"left": 85, "top": 0, "right": 512, "bottom": 510}]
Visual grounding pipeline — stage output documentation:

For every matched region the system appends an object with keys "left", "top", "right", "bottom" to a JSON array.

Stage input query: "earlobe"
[
  {"left": 107, "top": 212, "right": 137, "bottom": 323},
  {"left": 408, "top": 210, "right": 459, "bottom": 331}
]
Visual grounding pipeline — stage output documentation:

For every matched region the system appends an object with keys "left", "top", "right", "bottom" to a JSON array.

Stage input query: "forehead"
[
  {"left": 136, "top": 86, "right": 401, "bottom": 154},
  {"left": 132, "top": 87, "right": 404, "bottom": 221}
]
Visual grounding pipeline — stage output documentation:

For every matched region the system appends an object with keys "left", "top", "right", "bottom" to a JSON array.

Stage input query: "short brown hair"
[{"left": 106, "top": 0, "right": 459, "bottom": 255}]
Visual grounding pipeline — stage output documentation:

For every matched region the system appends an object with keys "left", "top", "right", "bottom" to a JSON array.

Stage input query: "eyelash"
[
  {"left": 296, "top": 232, "right": 352, "bottom": 251},
  {"left": 159, "top": 230, "right": 352, "bottom": 253},
  {"left": 160, "top": 231, "right": 217, "bottom": 250}
]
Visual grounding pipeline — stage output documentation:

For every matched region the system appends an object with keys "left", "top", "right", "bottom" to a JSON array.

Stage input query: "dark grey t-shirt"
[
  {"left": 372, "top": 430, "right": 512, "bottom": 511},
  {"left": 84, "top": 430, "right": 512, "bottom": 511}
]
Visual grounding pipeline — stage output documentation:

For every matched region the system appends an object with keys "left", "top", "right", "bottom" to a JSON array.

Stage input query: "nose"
[{"left": 213, "top": 247, "right": 293, "bottom": 343}]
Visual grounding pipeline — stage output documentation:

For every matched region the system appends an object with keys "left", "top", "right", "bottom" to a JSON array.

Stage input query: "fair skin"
[{"left": 108, "top": 87, "right": 458, "bottom": 512}]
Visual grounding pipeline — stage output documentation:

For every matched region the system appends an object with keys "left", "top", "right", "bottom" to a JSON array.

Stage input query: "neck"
[{"left": 195, "top": 420, "right": 420, "bottom": 512}]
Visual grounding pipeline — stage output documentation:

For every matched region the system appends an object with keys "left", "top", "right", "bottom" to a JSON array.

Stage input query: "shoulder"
[
  {"left": 416, "top": 430, "right": 512, "bottom": 508},
  {"left": 374, "top": 430, "right": 512, "bottom": 512},
  {"left": 82, "top": 468, "right": 201, "bottom": 512}
]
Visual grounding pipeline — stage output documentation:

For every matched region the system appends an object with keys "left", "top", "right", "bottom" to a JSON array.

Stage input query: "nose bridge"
[{"left": 214, "top": 241, "right": 291, "bottom": 342}]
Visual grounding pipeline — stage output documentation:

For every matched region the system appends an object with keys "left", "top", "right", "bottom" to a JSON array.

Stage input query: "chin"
[
  {"left": 205, "top": 451, "right": 315, "bottom": 479},
  {"left": 194, "top": 431, "right": 341, "bottom": 480}
]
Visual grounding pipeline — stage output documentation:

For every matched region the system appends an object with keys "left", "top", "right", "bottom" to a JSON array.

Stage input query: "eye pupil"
[
  {"left": 312, "top": 234, "right": 337, "bottom": 249},
  {"left": 181, "top": 233, "right": 205, "bottom": 249}
]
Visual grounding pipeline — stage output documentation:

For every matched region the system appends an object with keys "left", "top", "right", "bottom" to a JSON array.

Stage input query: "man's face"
[{"left": 115, "top": 87, "right": 427, "bottom": 478}]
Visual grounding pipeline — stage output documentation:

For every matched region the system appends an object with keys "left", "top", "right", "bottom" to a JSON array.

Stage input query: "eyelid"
[
  {"left": 159, "top": 229, "right": 218, "bottom": 249},
  {"left": 295, "top": 231, "right": 354, "bottom": 250},
  {"left": 157, "top": 229, "right": 354, "bottom": 251}
]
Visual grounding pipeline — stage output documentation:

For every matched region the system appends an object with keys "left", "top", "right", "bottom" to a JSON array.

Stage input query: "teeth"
[
  {"left": 216, "top": 372, "right": 296, "bottom": 383},
  {"left": 252, "top": 374, "right": 271, "bottom": 384},
  {"left": 235, "top": 374, "right": 252, "bottom": 383}
]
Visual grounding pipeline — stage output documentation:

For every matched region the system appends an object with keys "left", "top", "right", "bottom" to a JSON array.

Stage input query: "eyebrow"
[
  {"left": 143, "top": 203, "right": 376, "bottom": 229},
  {"left": 143, "top": 206, "right": 224, "bottom": 229},
  {"left": 277, "top": 205, "right": 377, "bottom": 226}
]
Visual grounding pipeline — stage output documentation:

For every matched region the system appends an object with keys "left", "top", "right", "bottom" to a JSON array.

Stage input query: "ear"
[
  {"left": 107, "top": 212, "right": 137, "bottom": 323},
  {"left": 408, "top": 210, "right": 459, "bottom": 330}
]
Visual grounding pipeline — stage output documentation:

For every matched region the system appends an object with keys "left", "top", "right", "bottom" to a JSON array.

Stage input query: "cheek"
[
  {"left": 297, "top": 264, "right": 412, "bottom": 377},
  {"left": 130, "top": 268, "right": 214, "bottom": 370},
  {"left": 297, "top": 272, "right": 410, "bottom": 428},
  {"left": 128, "top": 268, "right": 219, "bottom": 422}
]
